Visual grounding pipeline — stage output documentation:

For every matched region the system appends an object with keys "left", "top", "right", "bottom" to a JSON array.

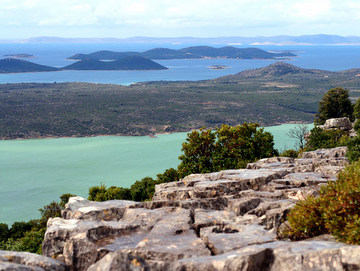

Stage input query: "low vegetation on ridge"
[{"left": 1, "top": 62, "right": 360, "bottom": 139}]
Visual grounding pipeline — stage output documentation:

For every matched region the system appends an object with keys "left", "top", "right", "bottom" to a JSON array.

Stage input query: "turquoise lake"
[{"left": 0, "top": 123, "right": 311, "bottom": 225}]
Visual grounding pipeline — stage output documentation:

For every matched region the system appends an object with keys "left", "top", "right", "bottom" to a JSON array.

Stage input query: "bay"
[{"left": 0, "top": 123, "right": 310, "bottom": 225}]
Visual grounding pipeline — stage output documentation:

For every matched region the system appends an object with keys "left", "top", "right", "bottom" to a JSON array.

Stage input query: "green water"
[{"left": 0, "top": 123, "right": 311, "bottom": 225}]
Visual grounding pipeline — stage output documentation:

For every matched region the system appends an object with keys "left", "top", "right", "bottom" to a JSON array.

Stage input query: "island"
[
  {"left": 208, "top": 65, "right": 230, "bottom": 70},
  {"left": 67, "top": 46, "right": 297, "bottom": 61},
  {"left": 0, "top": 55, "right": 167, "bottom": 73},
  {"left": 3, "top": 54, "right": 35, "bottom": 59},
  {"left": 62, "top": 55, "right": 167, "bottom": 70},
  {"left": 0, "top": 58, "right": 58, "bottom": 73}
]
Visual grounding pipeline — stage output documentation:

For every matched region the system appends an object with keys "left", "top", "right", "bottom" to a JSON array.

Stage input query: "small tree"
[
  {"left": 315, "top": 87, "right": 353, "bottom": 125},
  {"left": 287, "top": 123, "right": 309, "bottom": 150}
]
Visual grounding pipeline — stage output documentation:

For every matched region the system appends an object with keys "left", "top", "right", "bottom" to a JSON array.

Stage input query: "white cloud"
[{"left": 0, "top": 0, "right": 360, "bottom": 37}]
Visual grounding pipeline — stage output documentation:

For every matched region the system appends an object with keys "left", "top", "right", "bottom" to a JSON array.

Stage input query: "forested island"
[
  {"left": 0, "top": 56, "right": 167, "bottom": 73},
  {"left": 1, "top": 62, "right": 360, "bottom": 139},
  {"left": 68, "top": 46, "right": 296, "bottom": 60}
]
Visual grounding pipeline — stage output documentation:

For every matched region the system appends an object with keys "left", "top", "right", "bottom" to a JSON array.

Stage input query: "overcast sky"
[{"left": 1, "top": 0, "right": 359, "bottom": 39}]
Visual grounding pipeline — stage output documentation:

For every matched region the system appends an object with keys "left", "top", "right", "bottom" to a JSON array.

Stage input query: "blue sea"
[{"left": 0, "top": 43, "right": 359, "bottom": 85}]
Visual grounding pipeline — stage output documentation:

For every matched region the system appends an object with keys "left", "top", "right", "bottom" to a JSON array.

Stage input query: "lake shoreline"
[{"left": 1, "top": 121, "right": 309, "bottom": 141}]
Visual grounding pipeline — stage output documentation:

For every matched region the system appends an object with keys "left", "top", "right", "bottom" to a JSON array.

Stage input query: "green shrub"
[
  {"left": 130, "top": 177, "right": 158, "bottom": 202},
  {"left": 354, "top": 119, "right": 360, "bottom": 132},
  {"left": 0, "top": 194, "right": 74, "bottom": 254},
  {"left": 178, "top": 123, "right": 277, "bottom": 177},
  {"left": 279, "top": 149, "right": 299, "bottom": 158},
  {"left": 280, "top": 160, "right": 360, "bottom": 244},
  {"left": 315, "top": 87, "right": 353, "bottom": 125},
  {"left": 157, "top": 168, "right": 180, "bottom": 183},
  {"left": 346, "top": 136, "right": 360, "bottom": 163},
  {"left": 279, "top": 196, "right": 326, "bottom": 240},
  {"left": 305, "top": 127, "right": 348, "bottom": 150},
  {"left": 321, "top": 161, "right": 360, "bottom": 244}
]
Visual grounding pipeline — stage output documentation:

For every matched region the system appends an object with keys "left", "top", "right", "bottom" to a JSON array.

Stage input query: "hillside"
[
  {"left": 0, "top": 58, "right": 58, "bottom": 73},
  {"left": 67, "top": 46, "right": 296, "bottom": 60},
  {"left": 62, "top": 56, "right": 167, "bottom": 70},
  {"left": 216, "top": 62, "right": 332, "bottom": 80},
  {"left": 1, "top": 62, "right": 360, "bottom": 139}
]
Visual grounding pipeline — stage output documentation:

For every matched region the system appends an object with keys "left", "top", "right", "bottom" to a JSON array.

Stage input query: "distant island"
[
  {"left": 208, "top": 65, "right": 230, "bottom": 70},
  {"left": 3, "top": 54, "right": 34, "bottom": 59},
  {"left": 0, "top": 56, "right": 167, "bottom": 73},
  {"left": 0, "top": 58, "right": 58, "bottom": 73},
  {"left": 67, "top": 46, "right": 296, "bottom": 61},
  {"left": 62, "top": 55, "right": 167, "bottom": 71}
]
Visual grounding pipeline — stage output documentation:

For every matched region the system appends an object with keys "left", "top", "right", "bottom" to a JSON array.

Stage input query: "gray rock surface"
[
  {"left": 0, "top": 250, "right": 66, "bottom": 271},
  {"left": 40, "top": 146, "right": 360, "bottom": 271},
  {"left": 322, "top": 117, "right": 352, "bottom": 131}
]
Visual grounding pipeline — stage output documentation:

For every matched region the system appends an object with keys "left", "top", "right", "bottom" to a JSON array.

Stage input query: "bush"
[
  {"left": 315, "top": 87, "right": 353, "bottom": 125},
  {"left": 305, "top": 127, "right": 348, "bottom": 150},
  {"left": 178, "top": 123, "right": 277, "bottom": 177},
  {"left": 0, "top": 194, "right": 74, "bottom": 254},
  {"left": 279, "top": 196, "right": 326, "bottom": 240},
  {"left": 354, "top": 119, "right": 360, "bottom": 132},
  {"left": 280, "top": 160, "right": 360, "bottom": 244},
  {"left": 346, "top": 136, "right": 360, "bottom": 163},
  {"left": 279, "top": 149, "right": 299, "bottom": 158}
]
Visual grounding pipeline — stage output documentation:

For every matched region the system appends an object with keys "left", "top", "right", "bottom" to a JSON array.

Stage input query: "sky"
[{"left": 0, "top": 0, "right": 359, "bottom": 39}]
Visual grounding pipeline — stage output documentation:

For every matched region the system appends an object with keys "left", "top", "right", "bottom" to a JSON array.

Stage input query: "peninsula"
[{"left": 1, "top": 62, "right": 360, "bottom": 139}]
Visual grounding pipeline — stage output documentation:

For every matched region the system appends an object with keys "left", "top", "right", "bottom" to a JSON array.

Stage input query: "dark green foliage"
[
  {"left": 0, "top": 223, "right": 9, "bottom": 243},
  {"left": 305, "top": 127, "right": 348, "bottom": 150},
  {"left": 106, "top": 186, "right": 132, "bottom": 200},
  {"left": 279, "top": 149, "right": 299, "bottom": 158},
  {"left": 354, "top": 119, "right": 360, "bottom": 132},
  {"left": 278, "top": 196, "right": 326, "bottom": 240},
  {"left": 0, "top": 194, "right": 74, "bottom": 254},
  {"left": 88, "top": 184, "right": 108, "bottom": 201},
  {"left": 346, "top": 136, "right": 360, "bottom": 163},
  {"left": 315, "top": 87, "right": 353, "bottom": 125},
  {"left": 130, "top": 177, "right": 158, "bottom": 202},
  {"left": 178, "top": 124, "right": 277, "bottom": 177},
  {"left": 178, "top": 128, "right": 216, "bottom": 176},
  {"left": 280, "top": 160, "right": 360, "bottom": 244},
  {"left": 88, "top": 178, "right": 157, "bottom": 202},
  {"left": 353, "top": 98, "right": 360, "bottom": 120},
  {"left": 157, "top": 168, "right": 180, "bottom": 183}
]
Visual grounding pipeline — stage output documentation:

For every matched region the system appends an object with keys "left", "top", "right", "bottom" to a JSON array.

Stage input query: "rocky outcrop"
[
  {"left": 0, "top": 250, "right": 66, "bottom": 271},
  {"left": 38, "top": 146, "right": 360, "bottom": 270},
  {"left": 322, "top": 117, "right": 352, "bottom": 131}
]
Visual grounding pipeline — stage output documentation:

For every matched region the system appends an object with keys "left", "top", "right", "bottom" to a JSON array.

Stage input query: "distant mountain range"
[
  {"left": 0, "top": 56, "right": 167, "bottom": 73},
  {"left": 2, "top": 34, "right": 360, "bottom": 45},
  {"left": 68, "top": 46, "right": 295, "bottom": 61}
]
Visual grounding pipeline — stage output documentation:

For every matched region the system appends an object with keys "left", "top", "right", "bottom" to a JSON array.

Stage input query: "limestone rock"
[
  {"left": 40, "top": 146, "right": 359, "bottom": 271},
  {"left": 0, "top": 250, "right": 66, "bottom": 271},
  {"left": 323, "top": 117, "right": 352, "bottom": 131}
]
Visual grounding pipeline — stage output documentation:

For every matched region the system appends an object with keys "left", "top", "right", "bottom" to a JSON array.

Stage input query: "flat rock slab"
[
  {"left": 40, "top": 146, "right": 358, "bottom": 271},
  {"left": 0, "top": 250, "right": 66, "bottom": 271}
]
